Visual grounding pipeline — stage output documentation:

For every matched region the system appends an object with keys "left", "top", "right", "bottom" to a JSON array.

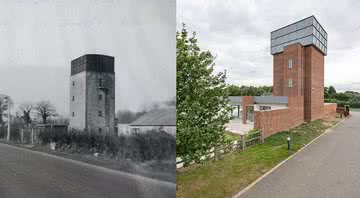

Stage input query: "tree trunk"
[{"left": 42, "top": 116, "right": 47, "bottom": 124}]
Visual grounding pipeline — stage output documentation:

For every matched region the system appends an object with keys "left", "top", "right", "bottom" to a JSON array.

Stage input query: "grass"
[
  {"left": 176, "top": 115, "right": 341, "bottom": 198},
  {"left": 224, "top": 131, "right": 241, "bottom": 142},
  {"left": 351, "top": 108, "right": 360, "bottom": 112}
]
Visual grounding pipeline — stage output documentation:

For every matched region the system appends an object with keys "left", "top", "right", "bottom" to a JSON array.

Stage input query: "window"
[
  {"left": 99, "top": 94, "right": 102, "bottom": 100},
  {"left": 72, "top": 96, "right": 75, "bottom": 101},
  {"left": 231, "top": 105, "right": 241, "bottom": 120},
  {"left": 288, "top": 58, "right": 292, "bottom": 69},
  {"left": 98, "top": 128, "right": 102, "bottom": 133},
  {"left": 99, "top": 111, "right": 102, "bottom": 117},
  {"left": 72, "top": 112, "right": 75, "bottom": 117},
  {"left": 288, "top": 78, "right": 293, "bottom": 88},
  {"left": 72, "top": 81, "right": 75, "bottom": 86},
  {"left": 260, "top": 106, "right": 271, "bottom": 111},
  {"left": 99, "top": 79, "right": 102, "bottom": 87}
]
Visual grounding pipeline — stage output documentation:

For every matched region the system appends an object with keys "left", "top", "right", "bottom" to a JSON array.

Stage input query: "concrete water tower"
[{"left": 69, "top": 54, "right": 115, "bottom": 134}]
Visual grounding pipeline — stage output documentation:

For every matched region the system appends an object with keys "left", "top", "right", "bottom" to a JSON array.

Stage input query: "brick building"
[
  {"left": 227, "top": 16, "right": 337, "bottom": 137},
  {"left": 69, "top": 54, "right": 116, "bottom": 134}
]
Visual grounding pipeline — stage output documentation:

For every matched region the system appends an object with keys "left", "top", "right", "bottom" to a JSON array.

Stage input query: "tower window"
[
  {"left": 288, "top": 78, "right": 293, "bottom": 88},
  {"left": 288, "top": 58, "right": 292, "bottom": 69},
  {"left": 99, "top": 79, "right": 102, "bottom": 87},
  {"left": 99, "top": 94, "right": 102, "bottom": 100},
  {"left": 72, "top": 96, "right": 75, "bottom": 101},
  {"left": 72, "top": 112, "right": 75, "bottom": 117},
  {"left": 99, "top": 128, "right": 102, "bottom": 133},
  {"left": 99, "top": 111, "right": 102, "bottom": 117},
  {"left": 73, "top": 81, "right": 75, "bottom": 86}
]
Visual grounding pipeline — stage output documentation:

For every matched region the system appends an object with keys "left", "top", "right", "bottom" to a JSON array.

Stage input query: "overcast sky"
[
  {"left": 0, "top": 0, "right": 175, "bottom": 115},
  {"left": 178, "top": 0, "right": 360, "bottom": 92}
]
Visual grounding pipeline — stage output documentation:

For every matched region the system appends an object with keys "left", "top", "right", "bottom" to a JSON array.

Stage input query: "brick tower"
[
  {"left": 271, "top": 16, "right": 327, "bottom": 122},
  {"left": 69, "top": 54, "right": 115, "bottom": 134}
]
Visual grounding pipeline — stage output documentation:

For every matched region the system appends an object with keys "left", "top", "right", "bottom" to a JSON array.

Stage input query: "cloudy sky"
[
  {"left": 178, "top": 0, "right": 360, "bottom": 92},
  {"left": 0, "top": 0, "right": 175, "bottom": 115}
]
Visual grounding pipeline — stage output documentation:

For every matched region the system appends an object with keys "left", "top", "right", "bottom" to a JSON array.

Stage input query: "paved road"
[
  {"left": 241, "top": 112, "right": 360, "bottom": 198},
  {"left": 0, "top": 143, "right": 175, "bottom": 198}
]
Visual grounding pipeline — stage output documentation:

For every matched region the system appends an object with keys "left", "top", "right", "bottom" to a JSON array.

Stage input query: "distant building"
[
  {"left": 69, "top": 54, "right": 115, "bottom": 134},
  {"left": 122, "top": 108, "right": 176, "bottom": 136}
]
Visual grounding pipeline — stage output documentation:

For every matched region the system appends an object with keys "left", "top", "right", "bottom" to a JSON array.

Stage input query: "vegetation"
[
  {"left": 37, "top": 128, "right": 175, "bottom": 162},
  {"left": 324, "top": 86, "right": 360, "bottom": 108},
  {"left": 18, "top": 102, "right": 34, "bottom": 125},
  {"left": 227, "top": 85, "right": 272, "bottom": 96},
  {"left": 224, "top": 132, "right": 241, "bottom": 142},
  {"left": 177, "top": 117, "right": 340, "bottom": 198},
  {"left": 34, "top": 101, "right": 58, "bottom": 124},
  {"left": 176, "top": 24, "right": 231, "bottom": 165}
]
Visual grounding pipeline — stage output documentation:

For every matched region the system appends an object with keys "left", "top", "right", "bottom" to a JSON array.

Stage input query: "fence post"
[
  {"left": 31, "top": 128, "right": 34, "bottom": 144},
  {"left": 242, "top": 135, "right": 246, "bottom": 150},
  {"left": 260, "top": 130, "right": 264, "bottom": 143},
  {"left": 21, "top": 128, "right": 24, "bottom": 143}
]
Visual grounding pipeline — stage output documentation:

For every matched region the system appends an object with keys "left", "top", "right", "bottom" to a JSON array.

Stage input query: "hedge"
[{"left": 38, "top": 129, "right": 175, "bottom": 162}]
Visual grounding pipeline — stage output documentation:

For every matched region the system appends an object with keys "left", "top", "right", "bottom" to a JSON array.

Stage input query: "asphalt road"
[
  {"left": 241, "top": 112, "right": 360, "bottom": 198},
  {"left": 0, "top": 143, "right": 175, "bottom": 198}
]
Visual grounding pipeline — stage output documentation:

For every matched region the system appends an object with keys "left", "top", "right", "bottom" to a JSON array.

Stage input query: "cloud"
[
  {"left": 178, "top": 0, "right": 360, "bottom": 91},
  {"left": 0, "top": 0, "right": 175, "bottom": 115}
]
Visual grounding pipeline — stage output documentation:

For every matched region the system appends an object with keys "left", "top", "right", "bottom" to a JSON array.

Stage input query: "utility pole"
[{"left": 6, "top": 96, "right": 10, "bottom": 142}]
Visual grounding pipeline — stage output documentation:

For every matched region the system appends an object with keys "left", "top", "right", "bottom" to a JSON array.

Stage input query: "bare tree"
[
  {"left": 18, "top": 102, "right": 34, "bottom": 126},
  {"left": 34, "top": 101, "right": 57, "bottom": 124}
]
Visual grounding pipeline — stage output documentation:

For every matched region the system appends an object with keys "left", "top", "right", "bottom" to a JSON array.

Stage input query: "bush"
[{"left": 38, "top": 128, "right": 175, "bottom": 162}]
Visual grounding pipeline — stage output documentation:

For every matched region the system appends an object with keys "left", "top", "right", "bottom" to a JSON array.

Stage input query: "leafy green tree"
[
  {"left": 328, "top": 86, "right": 336, "bottom": 97},
  {"left": 333, "top": 92, "right": 351, "bottom": 101},
  {"left": 176, "top": 24, "right": 231, "bottom": 164},
  {"left": 227, "top": 85, "right": 272, "bottom": 96},
  {"left": 324, "top": 87, "right": 330, "bottom": 99}
]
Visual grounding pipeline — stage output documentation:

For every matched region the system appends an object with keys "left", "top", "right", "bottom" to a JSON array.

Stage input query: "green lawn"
[
  {"left": 351, "top": 108, "right": 360, "bottom": 112},
  {"left": 224, "top": 131, "right": 241, "bottom": 142},
  {"left": 176, "top": 117, "right": 340, "bottom": 198}
]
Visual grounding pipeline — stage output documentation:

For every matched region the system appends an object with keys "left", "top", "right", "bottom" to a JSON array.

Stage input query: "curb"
[
  {"left": 232, "top": 116, "right": 349, "bottom": 198},
  {"left": 0, "top": 142, "right": 175, "bottom": 187}
]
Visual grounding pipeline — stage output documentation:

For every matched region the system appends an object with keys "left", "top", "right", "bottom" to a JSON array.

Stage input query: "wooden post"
[
  {"left": 31, "top": 128, "right": 34, "bottom": 144},
  {"left": 21, "top": 128, "right": 24, "bottom": 143},
  {"left": 260, "top": 130, "right": 264, "bottom": 143},
  {"left": 242, "top": 135, "right": 246, "bottom": 150}
]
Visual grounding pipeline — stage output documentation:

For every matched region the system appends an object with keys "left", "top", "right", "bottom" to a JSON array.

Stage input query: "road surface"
[
  {"left": 0, "top": 143, "right": 175, "bottom": 198},
  {"left": 241, "top": 112, "right": 360, "bottom": 198}
]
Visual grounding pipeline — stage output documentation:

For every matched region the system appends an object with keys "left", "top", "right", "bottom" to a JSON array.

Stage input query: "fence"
[{"left": 176, "top": 130, "right": 264, "bottom": 169}]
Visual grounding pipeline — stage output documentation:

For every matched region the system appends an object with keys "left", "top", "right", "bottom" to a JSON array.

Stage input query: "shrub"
[{"left": 37, "top": 128, "right": 175, "bottom": 162}]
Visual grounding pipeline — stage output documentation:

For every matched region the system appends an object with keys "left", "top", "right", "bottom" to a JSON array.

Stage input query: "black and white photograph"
[{"left": 0, "top": 0, "right": 175, "bottom": 197}]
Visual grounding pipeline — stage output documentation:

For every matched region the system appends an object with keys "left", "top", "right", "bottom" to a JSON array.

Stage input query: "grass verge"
[
  {"left": 351, "top": 108, "right": 360, "bottom": 112},
  {"left": 176, "top": 114, "right": 341, "bottom": 198},
  {"left": 224, "top": 131, "right": 241, "bottom": 142}
]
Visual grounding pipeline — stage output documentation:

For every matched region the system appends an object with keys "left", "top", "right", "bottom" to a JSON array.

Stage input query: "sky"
[
  {"left": 177, "top": 0, "right": 360, "bottom": 93},
  {"left": 0, "top": 0, "right": 175, "bottom": 115}
]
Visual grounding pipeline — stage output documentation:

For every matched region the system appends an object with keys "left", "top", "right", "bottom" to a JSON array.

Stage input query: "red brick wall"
[
  {"left": 273, "top": 44, "right": 325, "bottom": 122},
  {"left": 273, "top": 43, "right": 304, "bottom": 97},
  {"left": 242, "top": 96, "right": 254, "bottom": 124},
  {"left": 304, "top": 46, "right": 324, "bottom": 121},
  {"left": 254, "top": 96, "right": 304, "bottom": 137},
  {"left": 323, "top": 103, "right": 337, "bottom": 116}
]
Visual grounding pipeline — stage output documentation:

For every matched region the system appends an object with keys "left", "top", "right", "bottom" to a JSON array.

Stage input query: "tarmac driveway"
[{"left": 240, "top": 112, "right": 360, "bottom": 198}]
